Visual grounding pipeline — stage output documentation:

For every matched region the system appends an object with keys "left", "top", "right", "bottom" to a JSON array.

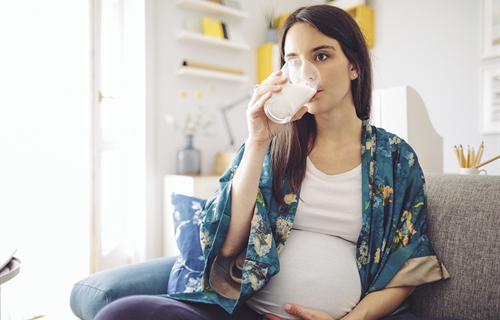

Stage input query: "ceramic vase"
[
  {"left": 176, "top": 136, "right": 201, "bottom": 175},
  {"left": 265, "top": 28, "right": 278, "bottom": 43}
]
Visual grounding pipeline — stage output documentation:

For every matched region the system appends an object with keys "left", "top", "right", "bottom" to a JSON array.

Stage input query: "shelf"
[
  {"left": 176, "top": 29, "right": 249, "bottom": 51},
  {"left": 176, "top": 0, "right": 248, "bottom": 20},
  {"left": 177, "top": 66, "right": 249, "bottom": 82}
]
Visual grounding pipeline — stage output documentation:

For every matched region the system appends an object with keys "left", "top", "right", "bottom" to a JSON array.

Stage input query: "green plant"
[{"left": 262, "top": 5, "right": 278, "bottom": 30}]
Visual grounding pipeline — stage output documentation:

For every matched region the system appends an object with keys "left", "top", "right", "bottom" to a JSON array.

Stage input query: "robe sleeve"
[
  {"left": 198, "top": 144, "right": 282, "bottom": 313},
  {"left": 367, "top": 135, "right": 449, "bottom": 293},
  {"left": 382, "top": 160, "right": 450, "bottom": 289}
]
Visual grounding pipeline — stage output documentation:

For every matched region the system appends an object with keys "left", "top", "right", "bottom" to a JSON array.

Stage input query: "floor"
[
  {"left": 0, "top": 302, "right": 78, "bottom": 320},
  {"left": 0, "top": 311, "right": 79, "bottom": 320}
]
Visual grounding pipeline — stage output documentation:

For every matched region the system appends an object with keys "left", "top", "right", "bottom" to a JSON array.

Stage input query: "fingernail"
[{"left": 284, "top": 303, "right": 291, "bottom": 312}]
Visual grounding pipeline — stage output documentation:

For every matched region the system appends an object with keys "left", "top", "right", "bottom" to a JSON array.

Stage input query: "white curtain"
[{"left": 0, "top": 0, "right": 91, "bottom": 318}]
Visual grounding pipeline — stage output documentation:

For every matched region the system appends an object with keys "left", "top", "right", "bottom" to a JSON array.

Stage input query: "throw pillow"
[{"left": 167, "top": 193, "right": 207, "bottom": 294}]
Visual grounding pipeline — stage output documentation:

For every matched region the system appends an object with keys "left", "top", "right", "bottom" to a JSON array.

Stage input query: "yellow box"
[
  {"left": 256, "top": 42, "right": 280, "bottom": 84},
  {"left": 345, "top": 5, "right": 374, "bottom": 48}
]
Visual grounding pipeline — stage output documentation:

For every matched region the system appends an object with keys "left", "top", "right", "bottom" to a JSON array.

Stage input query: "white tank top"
[{"left": 246, "top": 158, "right": 363, "bottom": 319}]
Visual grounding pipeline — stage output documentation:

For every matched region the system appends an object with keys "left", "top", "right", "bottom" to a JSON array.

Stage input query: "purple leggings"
[
  {"left": 94, "top": 296, "right": 262, "bottom": 320},
  {"left": 94, "top": 295, "right": 456, "bottom": 320}
]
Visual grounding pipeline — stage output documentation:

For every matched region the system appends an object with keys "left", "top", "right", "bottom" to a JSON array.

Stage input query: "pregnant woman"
[{"left": 95, "top": 5, "right": 449, "bottom": 320}]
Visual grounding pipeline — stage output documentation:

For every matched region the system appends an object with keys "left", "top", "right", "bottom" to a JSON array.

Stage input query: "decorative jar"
[{"left": 176, "top": 136, "right": 201, "bottom": 175}]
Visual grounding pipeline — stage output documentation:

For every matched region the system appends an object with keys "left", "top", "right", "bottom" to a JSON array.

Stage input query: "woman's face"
[{"left": 283, "top": 22, "right": 357, "bottom": 116}]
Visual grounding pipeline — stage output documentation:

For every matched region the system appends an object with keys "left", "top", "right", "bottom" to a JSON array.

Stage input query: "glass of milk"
[{"left": 264, "top": 58, "right": 320, "bottom": 124}]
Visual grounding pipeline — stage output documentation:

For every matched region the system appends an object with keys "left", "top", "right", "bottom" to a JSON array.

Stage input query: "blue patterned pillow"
[{"left": 167, "top": 193, "right": 206, "bottom": 294}]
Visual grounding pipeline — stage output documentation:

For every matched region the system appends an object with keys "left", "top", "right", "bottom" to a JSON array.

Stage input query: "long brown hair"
[{"left": 271, "top": 5, "right": 372, "bottom": 204}]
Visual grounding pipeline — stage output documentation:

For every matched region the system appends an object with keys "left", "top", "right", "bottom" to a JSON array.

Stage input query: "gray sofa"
[
  {"left": 408, "top": 173, "right": 500, "bottom": 319},
  {"left": 70, "top": 173, "right": 500, "bottom": 320}
]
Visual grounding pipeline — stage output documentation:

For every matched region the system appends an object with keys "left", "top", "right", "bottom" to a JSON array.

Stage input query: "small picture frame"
[
  {"left": 481, "top": 0, "right": 500, "bottom": 59},
  {"left": 480, "top": 65, "right": 500, "bottom": 134}
]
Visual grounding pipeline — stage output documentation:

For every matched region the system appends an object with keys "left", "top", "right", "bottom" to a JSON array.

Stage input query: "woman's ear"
[{"left": 350, "top": 65, "right": 358, "bottom": 80}]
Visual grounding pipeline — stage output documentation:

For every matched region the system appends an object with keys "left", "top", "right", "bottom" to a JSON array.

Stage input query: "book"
[{"left": 201, "top": 16, "right": 225, "bottom": 39}]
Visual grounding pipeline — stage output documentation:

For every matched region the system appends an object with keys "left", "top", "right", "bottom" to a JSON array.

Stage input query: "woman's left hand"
[{"left": 263, "top": 303, "right": 335, "bottom": 320}]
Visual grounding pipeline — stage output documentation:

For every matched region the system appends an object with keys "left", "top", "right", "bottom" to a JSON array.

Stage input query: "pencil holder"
[{"left": 458, "top": 168, "right": 487, "bottom": 175}]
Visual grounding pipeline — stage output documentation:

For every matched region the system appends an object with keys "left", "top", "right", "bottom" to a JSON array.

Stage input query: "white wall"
[{"left": 369, "top": 0, "right": 499, "bottom": 175}]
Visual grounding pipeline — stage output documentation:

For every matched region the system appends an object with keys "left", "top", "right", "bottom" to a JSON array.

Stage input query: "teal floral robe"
[{"left": 168, "top": 121, "right": 449, "bottom": 314}]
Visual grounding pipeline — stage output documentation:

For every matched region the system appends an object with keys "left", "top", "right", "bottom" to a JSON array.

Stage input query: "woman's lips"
[{"left": 312, "top": 90, "right": 321, "bottom": 99}]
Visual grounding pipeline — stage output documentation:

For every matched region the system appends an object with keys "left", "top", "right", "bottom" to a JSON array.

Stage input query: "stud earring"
[{"left": 353, "top": 73, "right": 357, "bottom": 78}]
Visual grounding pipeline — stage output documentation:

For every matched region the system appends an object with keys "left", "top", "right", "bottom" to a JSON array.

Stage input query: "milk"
[{"left": 264, "top": 83, "right": 316, "bottom": 124}]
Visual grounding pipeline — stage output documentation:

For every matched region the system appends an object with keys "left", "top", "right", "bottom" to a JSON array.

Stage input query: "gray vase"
[
  {"left": 176, "top": 136, "right": 201, "bottom": 175},
  {"left": 265, "top": 28, "right": 278, "bottom": 43}
]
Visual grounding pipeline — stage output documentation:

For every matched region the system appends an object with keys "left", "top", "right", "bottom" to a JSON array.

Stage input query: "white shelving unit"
[
  {"left": 176, "top": 0, "right": 248, "bottom": 20},
  {"left": 175, "top": 29, "right": 249, "bottom": 52},
  {"left": 174, "top": 0, "right": 250, "bottom": 82},
  {"left": 177, "top": 66, "right": 249, "bottom": 82}
]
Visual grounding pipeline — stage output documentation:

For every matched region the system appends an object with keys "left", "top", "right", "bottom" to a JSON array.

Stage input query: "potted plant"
[{"left": 262, "top": 5, "right": 279, "bottom": 43}]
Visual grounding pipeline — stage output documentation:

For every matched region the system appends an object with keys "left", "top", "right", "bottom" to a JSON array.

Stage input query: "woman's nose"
[{"left": 301, "top": 62, "right": 316, "bottom": 81}]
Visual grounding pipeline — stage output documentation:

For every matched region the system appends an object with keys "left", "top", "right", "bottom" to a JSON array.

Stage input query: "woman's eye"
[{"left": 316, "top": 53, "right": 328, "bottom": 61}]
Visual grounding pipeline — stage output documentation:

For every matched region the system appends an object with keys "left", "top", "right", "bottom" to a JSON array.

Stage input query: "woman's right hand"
[
  {"left": 246, "top": 70, "right": 308, "bottom": 144},
  {"left": 219, "top": 71, "right": 309, "bottom": 258},
  {"left": 219, "top": 71, "right": 305, "bottom": 258}
]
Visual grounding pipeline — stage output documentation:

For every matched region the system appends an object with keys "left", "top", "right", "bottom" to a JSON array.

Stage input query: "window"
[{"left": 91, "top": 0, "right": 147, "bottom": 272}]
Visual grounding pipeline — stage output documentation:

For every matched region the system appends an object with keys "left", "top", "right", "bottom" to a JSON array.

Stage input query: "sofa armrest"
[
  {"left": 70, "top": 256, "right": 178, "bottom": 320},
  {"left": 409, "top": 173, "right": 500, "bottom": 319}
]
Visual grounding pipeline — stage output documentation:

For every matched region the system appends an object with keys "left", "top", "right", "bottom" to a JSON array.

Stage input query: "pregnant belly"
[{"left": 246, "top": 230, "right": 361, "bottom": 320}]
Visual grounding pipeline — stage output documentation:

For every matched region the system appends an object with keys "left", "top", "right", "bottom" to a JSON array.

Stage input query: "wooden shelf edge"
[
  {"left": 176, "top": 0, "right": 248, "bottom": 20},
  {"left": 176, "top": 30, "right": 250, "bottom": 51},
  {"left": 177, "top": 66, "right": 249, "bottom": 82}
]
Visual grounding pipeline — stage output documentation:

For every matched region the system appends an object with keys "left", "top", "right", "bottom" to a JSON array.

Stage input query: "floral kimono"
[{"left": 168, "top": 121, "right": 449, "bottom": 314}]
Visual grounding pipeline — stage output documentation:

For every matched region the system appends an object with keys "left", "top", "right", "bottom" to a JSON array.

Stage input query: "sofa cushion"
[
  {"left": 409, "top": 173, "right": 500, "bottom": 319},
  {"left": 167, "top": 193, "right": 206, "bottom": 294}
]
